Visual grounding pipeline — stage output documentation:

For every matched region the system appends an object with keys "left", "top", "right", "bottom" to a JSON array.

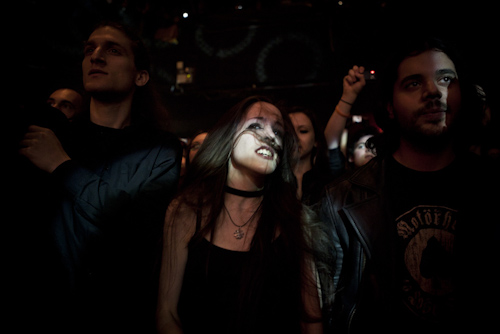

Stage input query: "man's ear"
[{"left": 135, "top": 70, "right": 150, "bottom": 87}]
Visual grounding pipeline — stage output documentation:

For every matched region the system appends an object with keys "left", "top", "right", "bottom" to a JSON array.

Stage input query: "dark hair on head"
[
  {"left": 92, "top": 21, "right": 150, "bottom": 72},
  {"left": 87, "top": 21, "right": 169, "bottom": 130},
  {"left": 371, "top": 36, "right": 485, "bottom": 156}
]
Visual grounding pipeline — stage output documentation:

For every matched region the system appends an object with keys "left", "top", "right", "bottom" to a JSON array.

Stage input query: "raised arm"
[
  {"left": 156, "top": 201, "right": 194, "bottom": 334},
  {"left": 324, "top": 66, "right": 366, "bottom": 149}
]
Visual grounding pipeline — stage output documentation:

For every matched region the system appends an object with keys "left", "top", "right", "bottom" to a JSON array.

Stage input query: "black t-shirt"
[
  {"left": 387, "top": 157, "right": 461, "bottom": 328},
  {"left": 346, "top": 153, "right": 498, "bottom": 334},
  {"left": 383, "top": 154, "right": 499, "bottom": 332}
]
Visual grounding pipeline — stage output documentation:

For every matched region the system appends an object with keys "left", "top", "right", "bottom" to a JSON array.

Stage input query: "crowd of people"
[{"left": 9, "top": 20, "right": 499, "bottom": 334}]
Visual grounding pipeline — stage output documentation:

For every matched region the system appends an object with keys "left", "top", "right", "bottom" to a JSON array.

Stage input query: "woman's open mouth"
[{"left": 256, "top": 146, "right": 275, "bottom": 160}]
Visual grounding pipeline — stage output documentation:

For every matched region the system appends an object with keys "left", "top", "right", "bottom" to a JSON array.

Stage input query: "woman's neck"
[
  {"left": 226, "top": 162, "right": 265, "bottom": 192},
  {"left": 294, "top": 155, "right": 313, "bottom": 177}
]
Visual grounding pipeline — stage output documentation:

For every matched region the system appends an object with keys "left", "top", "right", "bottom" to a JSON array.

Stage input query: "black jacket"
[
  {"left": 45, "top": 119, "right": 181, "bottom": 333},
  {"left": 319, "top": 154, "right": 499, "bottom": 333}
]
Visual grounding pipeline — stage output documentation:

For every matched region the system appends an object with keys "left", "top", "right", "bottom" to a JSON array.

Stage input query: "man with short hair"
[
  {"left": 47, "top": 88, "right": 84, "bottom": 121},
  {"left": 319, "top": 38, "right": 498, "bottom": 333}
]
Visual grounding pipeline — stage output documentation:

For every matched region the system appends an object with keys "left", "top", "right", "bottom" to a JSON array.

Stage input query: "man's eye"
[
  {"left": 439, "top": 76, "right": 455, "bottom": 85},
  {"left": 405, "top": 81, "right": 420, "bottom": 89}
]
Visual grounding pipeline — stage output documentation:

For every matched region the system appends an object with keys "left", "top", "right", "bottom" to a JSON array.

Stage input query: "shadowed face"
[
  {"left": 47, "top": 88, "right": 83, "bottom": 121},
  {"left": 82, "top": 26, "right": 148, "bottom": 99},
  {"left": 349, "top": 134, "right": 375, "bottom": 168},
  {"left": 390, "top": 50, "right": 461, "bottom": 142},
  {"left": 289, "top": 112, "right": 316, "bottom": 161}
]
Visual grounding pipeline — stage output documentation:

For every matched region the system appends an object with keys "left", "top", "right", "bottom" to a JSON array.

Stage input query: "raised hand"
[{"left": 341, "top": 65, "right": 366, "bottom": 104}]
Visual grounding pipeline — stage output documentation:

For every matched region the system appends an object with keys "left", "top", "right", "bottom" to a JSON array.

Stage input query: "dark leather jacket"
[
  {"left": 319, "top": 157, "right": 388, "bottom": 333},
  {"left": 319, "top": 154, "right": 500, "bottom": 333}
]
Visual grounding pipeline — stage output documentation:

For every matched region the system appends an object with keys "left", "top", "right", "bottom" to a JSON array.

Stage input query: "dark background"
[{"left": 14, "top": 0, "right": 498, "bottom": 138}]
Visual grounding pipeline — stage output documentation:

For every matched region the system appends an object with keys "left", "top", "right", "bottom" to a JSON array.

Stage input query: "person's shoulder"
[
  {"left": 326, "top": 157, "right": 383, "bottom": 192},
  {"left": 456, "top": 150, "right": 497, "bottom": 175},
  {"left": 134, "top": 126, "right": 182, "bottom": 152},
  {"left": 157, "top": 131, "right": 183, "bottom": 161}
]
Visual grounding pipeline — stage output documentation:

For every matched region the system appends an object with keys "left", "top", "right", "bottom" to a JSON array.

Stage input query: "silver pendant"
[{"left": 234, "top": 228, "right": 244, "bottom": 239}]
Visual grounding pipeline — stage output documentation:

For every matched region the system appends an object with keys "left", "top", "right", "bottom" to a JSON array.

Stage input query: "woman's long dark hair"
[
  {"left": 179, "top": 96, "right": 298, "bottom": 240},
  {"left": 170, "top": 95, "right": 334, "bottom": 329}
]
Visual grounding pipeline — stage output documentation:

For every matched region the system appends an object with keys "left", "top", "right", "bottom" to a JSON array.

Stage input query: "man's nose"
[
  {"left": 423, "top": 80, "right": 443, "bottom": 100},
  {"left": 90, "top": 47, "right": 105, "bottom": 64}
]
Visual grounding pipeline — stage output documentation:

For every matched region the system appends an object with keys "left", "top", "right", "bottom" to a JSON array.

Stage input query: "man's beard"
[{"left": 399, "top": 100, "right": 454, "bottom": 152}]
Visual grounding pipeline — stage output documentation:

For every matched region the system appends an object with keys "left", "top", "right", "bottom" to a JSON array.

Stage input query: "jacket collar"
[
  {"left": 347, "top": 156, "right": 386, "bottom": 195},
  {"left": 340, "top": 157, "right": 391, "bottom": 260}
]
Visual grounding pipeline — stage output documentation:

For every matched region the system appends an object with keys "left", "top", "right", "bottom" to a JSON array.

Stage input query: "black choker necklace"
[{"left": 224, "top": 185, "right": 265, "bottom": 198}]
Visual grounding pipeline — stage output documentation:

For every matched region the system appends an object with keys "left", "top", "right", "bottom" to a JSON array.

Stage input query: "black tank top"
[{"left": 177, "top": 234, "right": 302, "bottom": 334}]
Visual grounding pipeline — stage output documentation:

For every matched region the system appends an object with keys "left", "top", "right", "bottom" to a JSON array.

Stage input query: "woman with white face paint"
[{"left": 157, "top": 96, "right": 334, "bottom": 334}]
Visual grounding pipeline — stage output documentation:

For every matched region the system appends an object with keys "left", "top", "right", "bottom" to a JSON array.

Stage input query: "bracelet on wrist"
[
  {"left": 340, "top": 98, "right": 354, "bottom": 106},
  {"left": 335, "top": 106, "right": 350, "bottom": 118}
]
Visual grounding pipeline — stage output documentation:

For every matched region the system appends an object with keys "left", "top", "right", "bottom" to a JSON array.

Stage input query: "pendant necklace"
[{"left": 223, "top": 201, "right": 262, "bottom": 240}]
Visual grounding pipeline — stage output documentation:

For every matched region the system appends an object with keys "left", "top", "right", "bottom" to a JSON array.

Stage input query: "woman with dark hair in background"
[
  {"left": 289, "top": 106, "right": 333, "bottom": 205},
  {"left": 289, "top": 65, "right": 377, "bottom": 205}
]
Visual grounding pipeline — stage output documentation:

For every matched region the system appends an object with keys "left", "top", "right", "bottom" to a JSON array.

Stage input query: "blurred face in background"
[
  {"left": 289, "top": 112, "right": 316, "bottom": 162},
  {"left": 349, "top": 134, "right": 375, "bottom": 168},
  {"left": 47, "top": 88, "right": 83, "bottom": 121},
  {"left": 189, "top": 132, "right": 208, "bottom": 163}
]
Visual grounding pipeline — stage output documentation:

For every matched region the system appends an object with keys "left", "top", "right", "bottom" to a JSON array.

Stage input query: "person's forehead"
[
  {"left": 87, "top": 26, "right": 132, "bottom": 48},
  {"left": 192, "top": 133, "right": 207, "bottom": 143},
  {"left": 245, "top": 102, "right": 282, "bottom": 121},
  {"left": 290, "top": 112, "right": 312, "bottom": 127},
  {"left": 355, "top": 134, "right": 373, "bottom": 146},
  {"left": 397, "top": 50, "right": 456, "bottom": 78},
  {"left": 51, "top": 89, "right": 79, "bottom": 100}
]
